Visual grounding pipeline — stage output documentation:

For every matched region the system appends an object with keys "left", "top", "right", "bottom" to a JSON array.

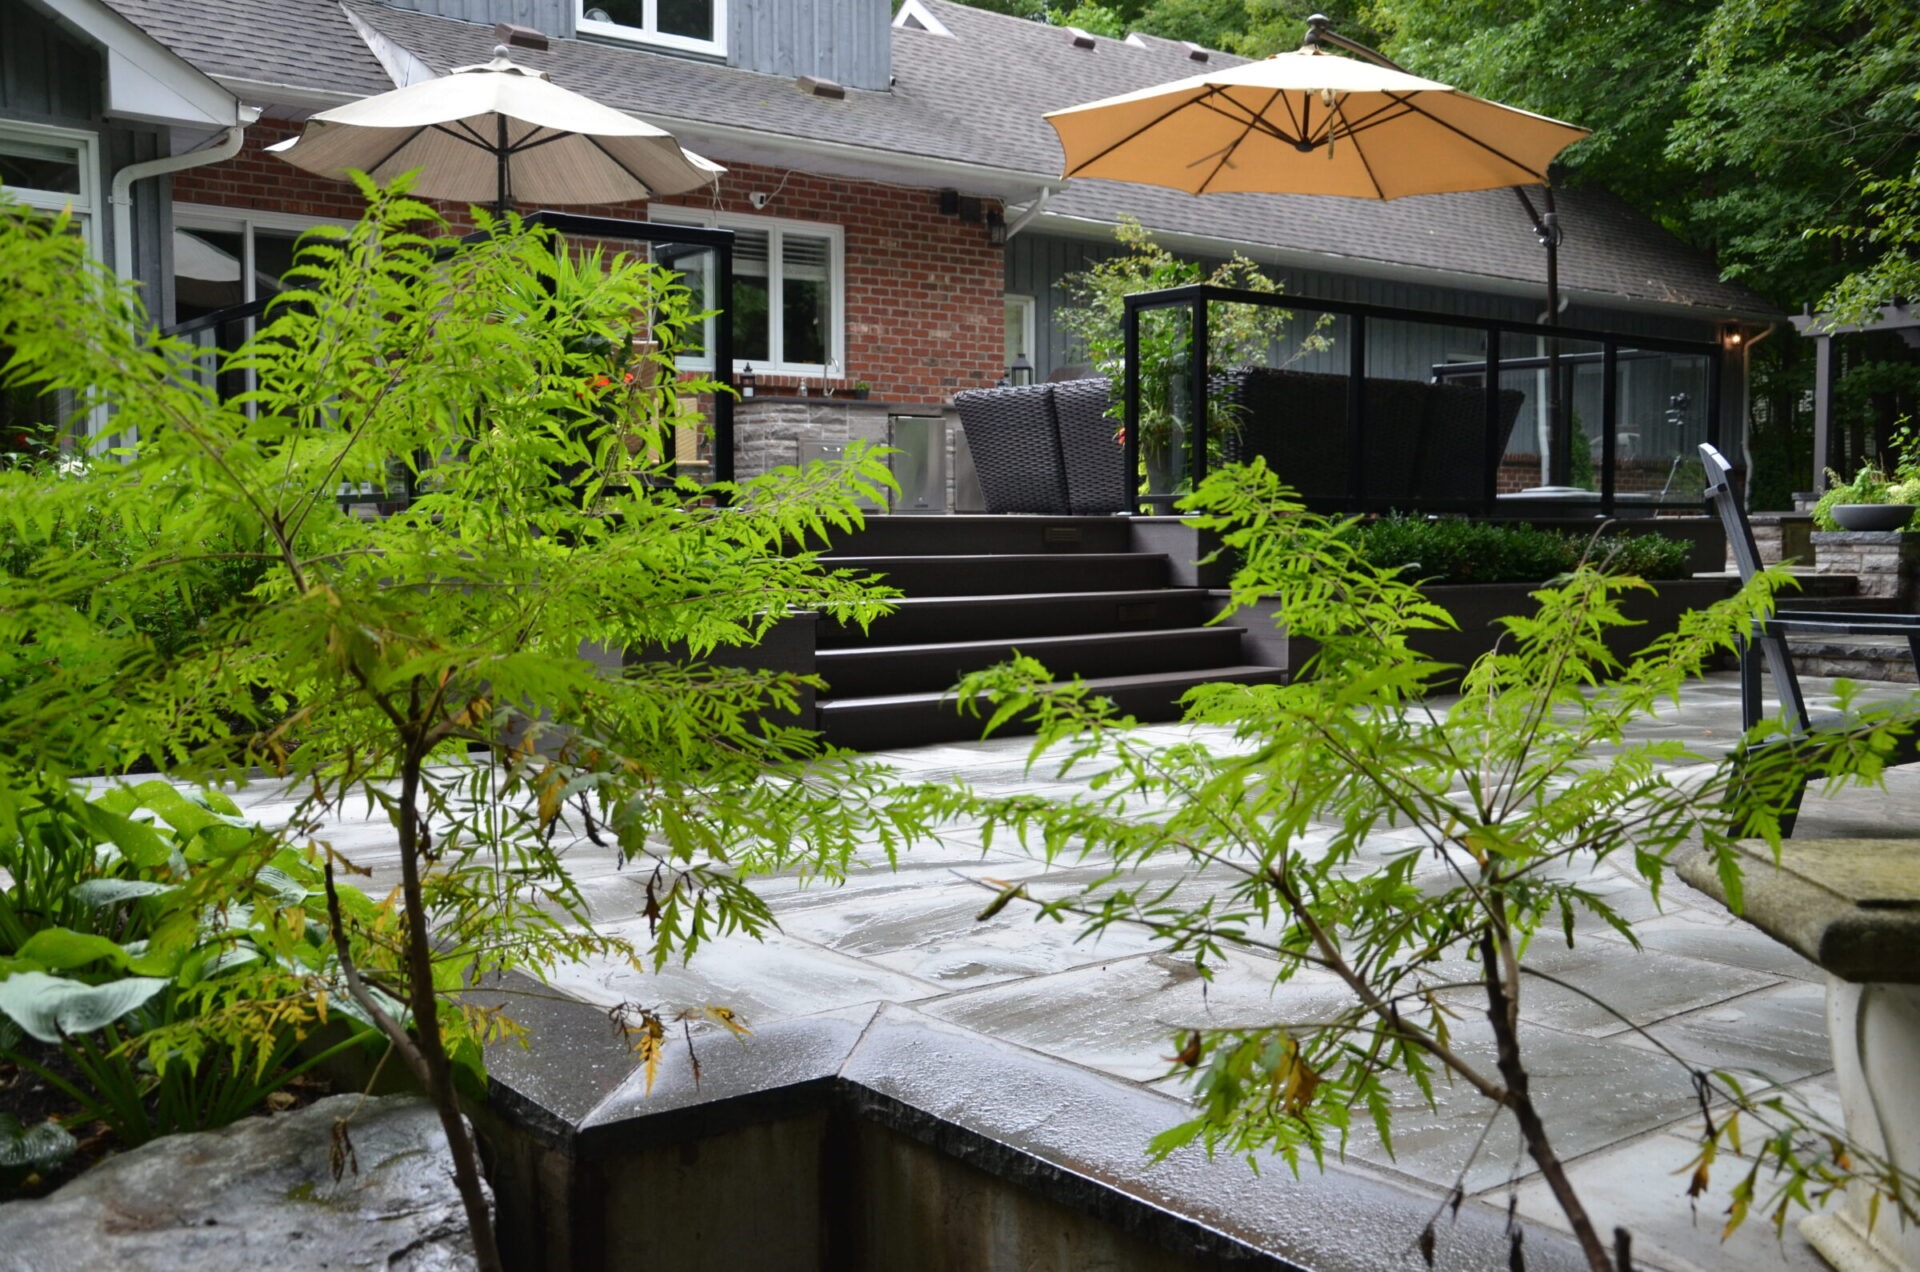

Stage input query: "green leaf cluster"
[
  {"left": 0, "top": 778, "right": 384, "bottom": 1150},
  {"left": 0, "top": 182, "right": 937, "bottom": 1253},
  {"left": 1056, "top": 216, "right": 1334, "bottom": 459},
  {"left": 1356, "top": 515, "right": 1693, "bottom": 585},
  {"left": 899, "top": 460, "right": 1920, "bottom": 1262}
]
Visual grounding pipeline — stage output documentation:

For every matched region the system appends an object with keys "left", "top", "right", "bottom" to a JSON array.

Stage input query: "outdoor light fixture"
[
  {"left": 1008, "top": 355, "right": 1034, "bottom": 386},
  {"left": 1722, "top": 322, "right": 1746, "bottom": 349},
  {"left": 986, "top": 210, "right": 1007, "bottom": 245},
  {"left": 740, "top": 364, "right": 756, "bottom": 398}
]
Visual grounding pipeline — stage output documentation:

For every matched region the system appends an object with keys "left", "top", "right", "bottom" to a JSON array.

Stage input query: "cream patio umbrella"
[
  {"left": 1045, "top": 16, "right": 1590, "bottom": 484},
  {"left": 1045, "top": 15, "right": 1587, "bottom": 313},
  {"left": 269, "top": 48, "right": 722, "bottom": 212}
]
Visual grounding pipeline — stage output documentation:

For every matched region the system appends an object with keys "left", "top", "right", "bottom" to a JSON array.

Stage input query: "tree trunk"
[{"left": 396, "top": 746, "right": 504, "bottom": 1272}]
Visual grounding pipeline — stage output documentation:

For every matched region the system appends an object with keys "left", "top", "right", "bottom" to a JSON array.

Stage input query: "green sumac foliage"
[
  {"left": 0, "top": 182, "right": 930, "bottom": 1268},
  {"left": 910, "top": 461, "right": 1920, "bottom": 1272}
]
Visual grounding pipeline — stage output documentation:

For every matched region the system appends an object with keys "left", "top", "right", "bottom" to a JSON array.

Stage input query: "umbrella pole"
[
  {"left": 496, "top": 115, "right": 511, "bottom": 218},
  {"left": 1516, "top": 185, "right": 1568, "bottom": 485}
]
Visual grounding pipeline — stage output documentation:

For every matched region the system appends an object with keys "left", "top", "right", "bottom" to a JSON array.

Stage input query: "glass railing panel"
[
  {"left": 1613, "top": 348, "right": 1713, "bottom": 510},
  {"left": 1489, "top": 334, "right": 1607, "bottom": 513},
  {"left": 1204, "top": 306, "right": 1352, "bottom": 510}
]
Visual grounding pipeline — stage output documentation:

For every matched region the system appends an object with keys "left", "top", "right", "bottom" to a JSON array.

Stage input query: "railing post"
[
  {"left": 1601, "top": 341, "right": 1618, "bottom": 515},
  {"left": 1124, "top": 295, "right": 1142, "bottom": 514},
  {"left": 1348, "top": 313, "right": 1368, "bottom": 510},
  {"left": 713, "top": 239, "right": 735, "bottom": 485},
  {"left": 1189, "top": 290, "right": 1210, "bottom": 492},
  {"left": 1483, "top": 326, "right": 1502, "bottom": 513}
]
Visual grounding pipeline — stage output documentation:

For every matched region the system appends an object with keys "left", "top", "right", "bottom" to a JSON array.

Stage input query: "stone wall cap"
[{"left": 1677, "top": 838, "right": 1920, "bottom": 983}]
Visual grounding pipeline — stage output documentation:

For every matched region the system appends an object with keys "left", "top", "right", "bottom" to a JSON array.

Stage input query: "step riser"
[
  {"left": 814, "top": 516, "right": 1135, "bottom": 558},
  {"left": 819, "top": 592, "right": 1211, "bottom": 648},
  {"left": 818, "top": 629, "right": 1245, "bottom": 698},
  {"left": 824, "top": 555, "right": 1167, "bottom": 597},
  {"left": 819, "top": 668, "right": 1286, "bottom": 752}
]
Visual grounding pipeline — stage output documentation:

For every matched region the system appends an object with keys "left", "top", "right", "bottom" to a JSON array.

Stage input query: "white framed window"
[
  {"left": 649, "top": 208, "right": 844, "bottom": 376},
  {"left": 0, "top": 120, "right": 100, "bottom": 256},
  {"left": 1005, "top": 293, "right": 1036, "bottom": 373},
  {"left": 577, "top": 0, "right": 726, "bottom": 56},
  {"left": 172, "top": 204, "right": 356, "bottom": 323}
]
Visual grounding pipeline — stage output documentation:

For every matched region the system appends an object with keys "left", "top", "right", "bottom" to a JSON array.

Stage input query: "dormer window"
[{"left": 577, "top": 0, "right": 726, "bottom": 56}]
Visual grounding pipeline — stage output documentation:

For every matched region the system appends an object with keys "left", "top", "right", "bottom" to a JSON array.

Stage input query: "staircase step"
[
  {"left": 811, "top": 514, "right": 1134, "bottom": 557},
  {"left": 817, "top": 665, "right": 1288, "bottom": 752},
  {"left": 819, "top": 588, "right": 1212, "bottom": 648},
  {"left": 822, "top": 553, "right": 1167, "bottom": 597},
  {"left": 817, "top": 626, "right": 1246, "bottom": 698},
  {"left": 1776, "top": 594, "right": 1908, "bottom": 614}
]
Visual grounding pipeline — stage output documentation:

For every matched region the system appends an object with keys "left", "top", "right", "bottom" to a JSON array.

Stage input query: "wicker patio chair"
[
  {"left": 1213, "top": 367, "right": 1352, "bottom": 501},
  {"left": 1050, "top": 377, "right": 1129, "bottom": 515},
  {"left": 1416, "top": 382, "right": 1525, "bottom": 509},
  {"left": 954, "top": 383, "right": 1070, "bottom": 514}
]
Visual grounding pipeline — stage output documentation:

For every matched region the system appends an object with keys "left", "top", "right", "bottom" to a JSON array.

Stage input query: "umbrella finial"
[{"left": 1303, "top": 13, "right": 1332, "bottom": 51}]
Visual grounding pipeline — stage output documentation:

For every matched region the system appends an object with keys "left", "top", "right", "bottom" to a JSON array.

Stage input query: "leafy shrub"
[
  {"left": 1811, "top": 422, "right": 1920, "bottom": 530},
  {"left": 0, "top": 778, "right": 382, "bottom": 1152},
  {"left": 1357, "top": 514, "right": 1692, "bottom": 584}
]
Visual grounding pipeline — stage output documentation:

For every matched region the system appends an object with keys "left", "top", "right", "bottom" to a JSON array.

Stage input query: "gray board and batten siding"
[
  {"left": 379, "top": 0, "right": 580, "bottom": 39},
  {"left": 1, "top": 0, "right": 171, "bottom": 291},
  {"left": 378, "top": 0, "right": 894, "bottom": 89}
]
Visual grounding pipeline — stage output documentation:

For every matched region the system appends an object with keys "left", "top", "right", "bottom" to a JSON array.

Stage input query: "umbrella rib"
[
  {"left": 365, "top": 127, "right": 431, "bottom": 177},
  {"left": 1326, "top": 99, "right": 1417, "bottom": 141},
  {"left": 1191, "top": 94, "right": 1302, "bottom": 147},
  {"left": 1062, "top": 89, "right": 1215, "bottom": 176},
  {"left": 1385, "top": 92, "right": 1550, "bottom": 181},
  {"left": 581, "top": 132, "right": 671, "bottom": 199},
  {"left": 1193, "top": 87, "right": 1282, "bottom": 195},
  {"left": 507, "top": 130, "right": 575, "bottom": 156},
  {"left": 436, "top": 120, "right": 500, "bottom": 152}
]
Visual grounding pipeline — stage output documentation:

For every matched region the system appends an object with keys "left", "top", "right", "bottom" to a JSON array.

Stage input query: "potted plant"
[
  {"left": 1812, "top": 424, "right": 1920, "bottom": 531},
  {"left": 1055, "top": 217, "right": 1334, "bottom": 496},
  {"left": 852, "top": 380, "right": 871, "bottom": 400}
]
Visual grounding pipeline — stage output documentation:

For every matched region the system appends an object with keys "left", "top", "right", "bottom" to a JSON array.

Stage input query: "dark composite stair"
[{"left": 810, "top": 518, "right": 1286, "bottom": 751}]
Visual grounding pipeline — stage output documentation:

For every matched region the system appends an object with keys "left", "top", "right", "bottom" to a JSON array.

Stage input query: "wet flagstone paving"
[{"left": 218, "top": 670, "right": 1920, "bottom": 1272}]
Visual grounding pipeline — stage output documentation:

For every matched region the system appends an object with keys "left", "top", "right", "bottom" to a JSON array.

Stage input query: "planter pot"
[
  {"left": 1831, "top": 503, "right": 1916, "bottom": 532},
  {"left": 1285, "top": 577, "right": 1737, "bottom": 687}
]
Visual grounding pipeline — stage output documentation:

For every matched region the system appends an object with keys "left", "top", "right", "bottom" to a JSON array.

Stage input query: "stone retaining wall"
[
  {"left": 735, "top": 398, "right": 970, "bottom": 510},
  {"left": 1811, "top": 530, "right": 1920, "bottom": 601}
]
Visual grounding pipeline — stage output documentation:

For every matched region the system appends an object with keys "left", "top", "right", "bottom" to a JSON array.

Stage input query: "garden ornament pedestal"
[{"left": 1678, "top": 839, "right": 1920, "bottom": 1272}]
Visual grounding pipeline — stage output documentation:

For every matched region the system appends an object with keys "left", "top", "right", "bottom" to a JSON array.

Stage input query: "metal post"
[
  {"left": 1189, "top": 291, "right": 1210, "bottom": 491},
  {"left": 1124, "top": 297, "right": 1142, "bottom": 514},
  {"left": 1600, "top": 341, "right": 1618, "bottom": 515},
  {"left": 1483, "top": 326, "right": 1503, "bottom": 512},
  {"left": 1348, "top": 314, "right": 1368, "bottom": 509},
  {"left": 1813, "top": 334, "right": 1833, "bottom": 493}
]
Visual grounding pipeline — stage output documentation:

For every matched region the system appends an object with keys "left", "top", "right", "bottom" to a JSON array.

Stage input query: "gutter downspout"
[
  {"left": 1736, "top": 321, "right": 1778, "bottom": 509},
  {"left": 1004, "top": 184, "right": 1059, "bottom": 241},
  {"left": 110, "top": 110, "right": 259, "bottom": 281}
]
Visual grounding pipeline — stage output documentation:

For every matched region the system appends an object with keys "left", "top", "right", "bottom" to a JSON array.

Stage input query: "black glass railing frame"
[{"left": 1121, "top": 282, "right": 1724, "bottom": 517}]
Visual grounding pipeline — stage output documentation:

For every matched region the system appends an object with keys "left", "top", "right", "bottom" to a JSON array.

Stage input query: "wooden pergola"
[{"left": 1792, "top": 302, "right": 1920, "bottom": 491}]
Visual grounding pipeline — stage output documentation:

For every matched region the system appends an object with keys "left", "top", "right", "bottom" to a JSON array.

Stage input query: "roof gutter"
[
  {"left": 110, "top": 110, "right": 259, "bottom": 281},
  {"left": 643, "top": 115, "right": 1054, "bottom": 203}
]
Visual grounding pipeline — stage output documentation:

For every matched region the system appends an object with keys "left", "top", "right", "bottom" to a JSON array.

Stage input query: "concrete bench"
[{"left": 1679, "top": 838, "right": 1920, "bottom": 1271}]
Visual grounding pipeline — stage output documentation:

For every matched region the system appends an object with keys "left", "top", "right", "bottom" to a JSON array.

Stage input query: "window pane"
[
  {"left": 658, "top": 0, "right": 713, "bottom": 38},
  {"left": 782, "top": 233, "right": 830, "bottom": 367},
  {"left": 583, "top": 0, "right": 644, "bottom": 27},
  {"left": 174, "top": 228, "right": 246, "bottom": 319},
  {"left": 0, "top": 138, "right": 81, "bottom": 195},
  {"left": 732, "top": 275, "right": 770, "bottom": 362}
]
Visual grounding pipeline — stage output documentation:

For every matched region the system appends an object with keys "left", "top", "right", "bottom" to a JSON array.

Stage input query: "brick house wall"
[{"left": 171, "top": 125, "right": 1005, "bottom": 405}]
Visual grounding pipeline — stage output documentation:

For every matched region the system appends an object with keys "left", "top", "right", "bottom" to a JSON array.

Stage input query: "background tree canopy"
[
  {"left": 947, "top": 0, "right": 1920, "bottom": 501},
  {"left": 950, "top": 0, "right": 1918, "bottom": 308}
]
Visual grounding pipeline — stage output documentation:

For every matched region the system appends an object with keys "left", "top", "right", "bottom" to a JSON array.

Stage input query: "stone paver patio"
[{"left": 223, "top": 670, "right": 1920, "bottom": 1272}]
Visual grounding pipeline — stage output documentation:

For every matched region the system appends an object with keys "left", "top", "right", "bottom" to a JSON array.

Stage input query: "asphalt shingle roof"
[
  {"left": 101, "top": 0, "right": 1775, "bottom": 316},
  {"left": 105, "top": 0, "right": 392, "bottom": 100}
]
